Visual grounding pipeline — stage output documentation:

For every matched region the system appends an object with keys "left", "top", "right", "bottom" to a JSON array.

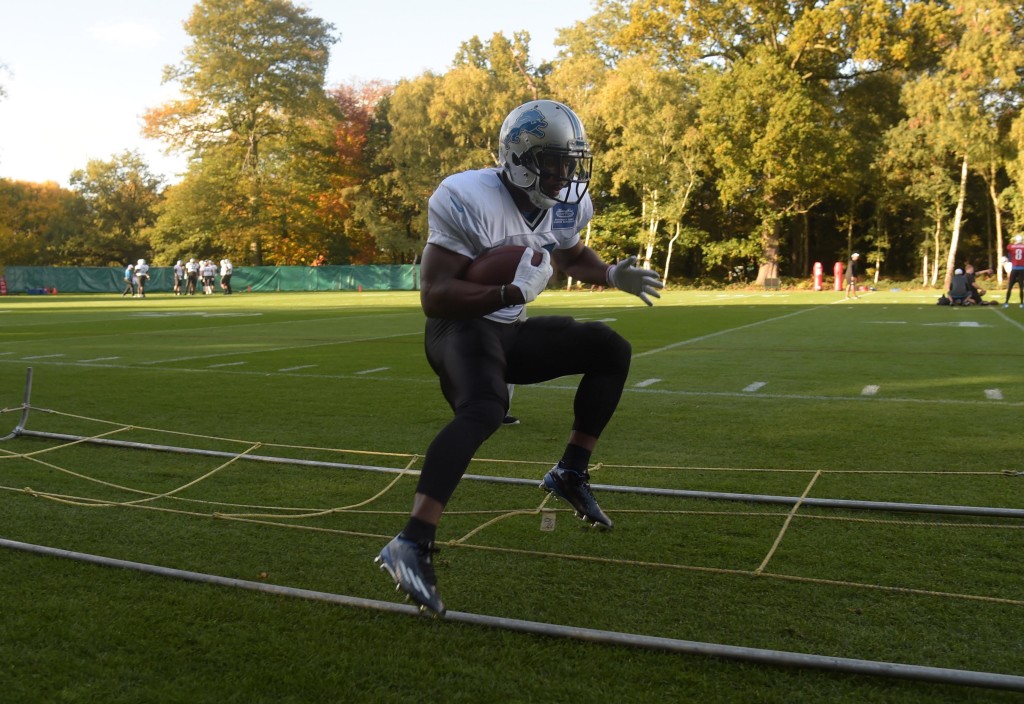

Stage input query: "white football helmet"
[
  {"left": 498, "top": 100, "right": 592, "bottom": 210},
  {"left": 1014, "top": 235, "right": 1023, "bottom": 244}
]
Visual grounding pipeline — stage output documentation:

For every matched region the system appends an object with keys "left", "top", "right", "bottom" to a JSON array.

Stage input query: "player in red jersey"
[{"left": 1003, "top": 236, "right": 1024, "bottom": 308}]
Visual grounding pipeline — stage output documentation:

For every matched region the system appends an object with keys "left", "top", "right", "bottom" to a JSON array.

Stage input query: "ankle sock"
[
  {"left": 400, "top": 517, "right": 437, "bottom": 547},
  {"left": 559, "top": 443, "right": 592, "bottom": 474}
]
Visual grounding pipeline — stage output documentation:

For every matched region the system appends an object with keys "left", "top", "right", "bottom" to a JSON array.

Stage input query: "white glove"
[
  {"left": 607, "top": 255, "right": 663, "bottom": 306},
  {"left": 511, "top": 248, "right": 552, "bottom": 304}
]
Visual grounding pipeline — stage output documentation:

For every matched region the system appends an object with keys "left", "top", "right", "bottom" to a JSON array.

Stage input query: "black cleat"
[
  {"left": 501, "top": 415, "right": 520, "bottom": 426},
  {"left": 541, "top": 465, "right": 612, "bottom": 529},
  {"left": 375, "top": 535, "right": 446, "bottom": 615}
]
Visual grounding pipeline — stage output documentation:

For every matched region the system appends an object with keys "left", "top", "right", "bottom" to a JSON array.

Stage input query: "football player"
[
  {"left": 1004, "top": 235, "right": 1024, "bottom": 308},
  {"left": 375, "top": 100, "right": 662, "bottom": 614}
]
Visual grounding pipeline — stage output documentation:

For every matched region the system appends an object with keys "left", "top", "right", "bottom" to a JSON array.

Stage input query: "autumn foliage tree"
[{"left": 143, "top": 0, "right": 338, "bottom": 265}]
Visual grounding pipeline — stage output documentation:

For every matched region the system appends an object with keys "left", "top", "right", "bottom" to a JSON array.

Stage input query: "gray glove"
[
  {"left": 607, "top": 255, "right": 663, "bottom": 306},
  {"left": 511, "top": 248, "right": 552, "bottom": 303}
]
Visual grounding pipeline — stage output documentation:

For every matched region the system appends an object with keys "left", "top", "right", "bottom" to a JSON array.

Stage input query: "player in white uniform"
[
  {"left": 376, "top": 100, "right": 662, "bottom": 614},
  {"left": 185, "top": 258, "right": 199, "bottom": 295},
  {"left": 134, "top": 259, "right": 150, "bottom": 298},
  {"left": 173, "top": 260, "right": 184, "bottom": 295}
]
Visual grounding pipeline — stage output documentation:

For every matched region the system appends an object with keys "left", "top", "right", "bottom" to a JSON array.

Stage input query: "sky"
[{"left": 0, "top": 0, "right": 595, "bottom": 187}]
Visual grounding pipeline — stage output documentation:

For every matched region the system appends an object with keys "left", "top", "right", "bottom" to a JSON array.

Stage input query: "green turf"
[{"left": 1, "top": 287, "right": 1023, "bottom": 702}]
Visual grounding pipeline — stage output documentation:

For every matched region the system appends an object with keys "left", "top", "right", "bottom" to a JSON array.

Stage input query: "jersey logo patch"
[{"left": 551, "top": 204, "right": 578, "bottom": 230}]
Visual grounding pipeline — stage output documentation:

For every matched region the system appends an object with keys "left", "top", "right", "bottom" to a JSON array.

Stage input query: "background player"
[{"left": 1004, "top": 235, "right": 1024, "bottom": 308}]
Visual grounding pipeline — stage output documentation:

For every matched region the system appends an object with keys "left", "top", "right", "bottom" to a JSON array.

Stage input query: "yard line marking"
[
  {"left": 993, "top": 307, "right": 1024, "bottom": 332},
  {"left": 10, "top": 353, "right": 1024, "bottom": 410},
  {"left": 922, "top": 321, "right": 986, "bottom": 328},
  {"left": 633, "top": 307, "right": 820, "bottom": 359},
  {"left": 986, "top": 389, "right": 1004, "bottom": 400},
  {"left": 278, "top": 364, "right": 317, "bottom": 372},
  {"left": 743, "top": 381, "right": 767, "bottom": 393},
  {"left": 21, "top": 354, "right": 65, "bottom": 360},
  {"left": 862, "top": 385, "right": 880, "bottom": 396},
  {"left": 140, "top": 331, "right": 419, "bottom": 365},
  {"left": 355, "top": 367, "right": 389, "bottom": 375},
  {"left": 208, "top": 361, "right": 246, "bottom": 368},
  {"left": 634, "top": 378, "right": 661, "bottom": 388},
  {"left": 0, "top": 352, "right": 13, "bottom": 356},
  {"left": 79, "top": 356, "right": 120, "bottom": 363}
]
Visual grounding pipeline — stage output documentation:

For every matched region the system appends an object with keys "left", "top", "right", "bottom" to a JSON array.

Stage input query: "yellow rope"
[
  {"left": 213, "top": 455, "right": 421, "bottom": 519},
  {"left": 755, "top": 470, "right": 821, "bottom": 575},
  {"left": 4, "top": 403, "right": 1023, "bottom": 611}
]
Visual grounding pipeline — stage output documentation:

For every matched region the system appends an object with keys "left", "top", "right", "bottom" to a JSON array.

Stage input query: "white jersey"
[
  {"left": 135, "top": 263, "right": 149, "bottom": 278},
  {"left": 427, "top": 167, "right": 593, "bottom": 323}
]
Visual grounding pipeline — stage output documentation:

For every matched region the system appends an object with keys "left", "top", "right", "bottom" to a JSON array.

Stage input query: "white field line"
[
  {"left": 992, "top": 307, "right": 1024, "bottom": 332},
  {"left": 632, "top": 307, "right": 821, "bottom": 359},
  {"left": 862, "top": 385, "right": 880, "bottom": 396},
  {"left": 4, "top": 356, "right": 1023, "bottom": 409},
  {"left": 278, "top": 364, "right": 317, "bottom": 372},
  {"left": 207, "top": 361, "right": 247, "bottom": 368},
  {"left": 78, "top": 356, "right": 120, "bottom": 363},
  {"left": 139, "top": 331, "right": 420, "bottom": 365},
  {"left": 355, "top": 367, "right": 390, "bottom": 375},
  {"left": 985, "top": 389, "right": 1004, "bottom": 400},
  {"left": 0, "top": 309, "right": 418, "bottom": 345},
  {"left": 743, "top": 382, "right": 767, "bottom": 393},
  {"left": 634, "top": 378, "right": 661, "bottom": 388}
]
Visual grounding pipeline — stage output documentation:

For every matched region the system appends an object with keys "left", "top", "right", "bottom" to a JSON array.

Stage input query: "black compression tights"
[{"left": 416, "top": 316, "right": 632, "bottom": 506}]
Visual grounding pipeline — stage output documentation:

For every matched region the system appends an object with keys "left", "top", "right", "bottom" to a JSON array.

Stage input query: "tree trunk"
[
  {"left": 988, "top": 164, "right": 1005, "bottom": 285},
  {"left": 942, "top": 155, "right": 969, "bottom": 291},
  {"left": 644, "top": 189, "right": 658, "bottom": 270},
  {"left": 663, "top": 222, "right": 680, "bottom": 285},
  {"left": 755, "top": 219, "right": 781, "bottom": 286}
]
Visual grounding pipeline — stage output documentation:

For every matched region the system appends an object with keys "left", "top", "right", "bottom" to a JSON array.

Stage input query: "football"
[{"left": 462, "top": 245, "right": 543, "bottom": 285}]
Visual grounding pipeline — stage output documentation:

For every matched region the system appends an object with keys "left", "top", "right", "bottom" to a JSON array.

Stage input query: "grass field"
[{"left": 1, "top": 287, "right": 1023, "bottom": 703}]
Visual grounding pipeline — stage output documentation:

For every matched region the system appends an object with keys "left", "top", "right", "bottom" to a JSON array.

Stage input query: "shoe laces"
[{"left": 567, "top": 469, "right": 596, "bottom": 497}]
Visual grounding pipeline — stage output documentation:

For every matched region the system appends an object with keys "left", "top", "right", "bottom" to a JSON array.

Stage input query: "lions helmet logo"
[{"left": 503, "top": 108, "right": 547, "bottom": 148}]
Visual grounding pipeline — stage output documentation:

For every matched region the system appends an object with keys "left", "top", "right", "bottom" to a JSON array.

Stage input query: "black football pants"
[{"left": 418, "top": 315, "right": 632, "bottom": 506}]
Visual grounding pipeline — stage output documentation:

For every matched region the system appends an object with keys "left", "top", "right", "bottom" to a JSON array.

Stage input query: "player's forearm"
[{"left": 420, "top": 279, "right": 510, "bottom": 319}]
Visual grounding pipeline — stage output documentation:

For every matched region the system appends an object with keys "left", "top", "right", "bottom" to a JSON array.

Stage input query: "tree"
[
  {"left": 700, "top": 48, "right": 852, "bottom": 284},
  {"left": 591, "top": 55, "right": 706, "bottom": 277},
  {"left": 615, "top": 0, "right": 953, "bottom": 279},
  {"left": 69, "top": 151, "right": 163, "bottom": 265},
  {"left": 143, "top": 0, "right": 338, "bottom": 264},
  {"left": 895, "top": 0, "right": 1024, "bottom": 289},
  {"left": 352, "top": 32, "right": 551, "bottom": 264},
  {"left": 0, "top": 180, "right": 89, "bottom": 265}
]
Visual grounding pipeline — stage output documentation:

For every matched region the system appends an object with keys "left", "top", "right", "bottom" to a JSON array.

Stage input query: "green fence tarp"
[{"left": 0, "top": 265, "right": 419, "bottom": 294}]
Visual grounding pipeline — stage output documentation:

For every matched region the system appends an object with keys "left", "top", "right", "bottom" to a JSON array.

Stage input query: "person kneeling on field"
[{"left": 948, "top": 268, "right": 973, "bottom": 306}]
